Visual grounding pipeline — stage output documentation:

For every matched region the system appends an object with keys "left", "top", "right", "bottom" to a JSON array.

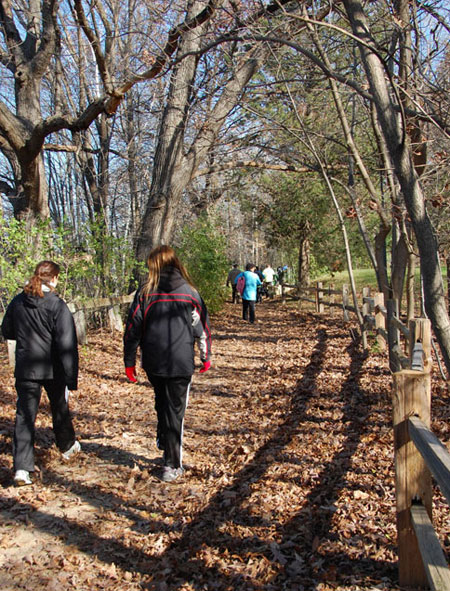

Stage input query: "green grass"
[
  {"left": 316, "top": 265, "right": 448, "bottom": 293},
  {"left": 314, "top": 268, "right": 378, "bottom": 292}
]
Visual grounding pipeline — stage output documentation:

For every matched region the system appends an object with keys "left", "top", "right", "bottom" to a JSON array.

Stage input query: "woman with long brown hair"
[
  {"left": 124, "top": 245, "right": 211, "bottom": 482},
  {"left": 1, "top": 261, "right": 80, "bottom": 486}
]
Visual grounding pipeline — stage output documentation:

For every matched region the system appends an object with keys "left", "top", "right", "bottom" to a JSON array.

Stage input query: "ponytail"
[{"left": 24, "top": 260, "right": 60, "bottom": 298}]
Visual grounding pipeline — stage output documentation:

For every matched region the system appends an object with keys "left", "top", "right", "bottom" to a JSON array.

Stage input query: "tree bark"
[
  {"left": 298, "top": 230, "right": 310, "bottom": 287},
  {"left": 343, "top": 0, "right": 450, "bottom": 374}
]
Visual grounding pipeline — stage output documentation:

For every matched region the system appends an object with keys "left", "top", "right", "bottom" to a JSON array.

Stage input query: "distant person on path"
[
  {"left": 234, "top": 263, "right": 262, "bottom": 324},
  {"left": 226, "top": 263, "right": 242, "bottom": 304},
  {"left": 277, "top": 266, "right": 284, "bottom": 284},
  {"left": 254, "top": 266, "right": 265, "bottom": 302},
  {"left": 262, "top": 264, "right": 275, "bottom": 286},
  {"left": 123, "top": 245, "right": 212, "bottom": 483},
  {"left": 263, "top": 264, "right": 275, "bottom": 298},
  {"left": 1, "top": 261, "right": 80, "bottom": 487}
]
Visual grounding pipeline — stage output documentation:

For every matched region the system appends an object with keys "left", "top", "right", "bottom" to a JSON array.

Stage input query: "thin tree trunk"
[
  {"left": 406, "top": 247, "right": 417, "bottom": 322},
  {"left": 298, "top": 235, "right": 310, "bottom": 287}
]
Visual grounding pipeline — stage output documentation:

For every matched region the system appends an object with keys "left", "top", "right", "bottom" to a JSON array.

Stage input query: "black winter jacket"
[
  {"left": 1, "top": 290, "right": 79, "bottom": 389},
  {"left": 123, "top": 267, "right": 211, "bottom": 377}
]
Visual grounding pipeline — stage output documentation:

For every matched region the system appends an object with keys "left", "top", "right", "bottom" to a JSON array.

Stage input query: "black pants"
[
  {"left": 14, "top": 379, "right": 76, "bottom": 471},
  {"left": 231, "top": 285, "right": 239, "bottom": 304},
  {"left": 242, "top": 299, "right": 256, "bottom": 323},
  {"left": 147, "top": 374, "right": 191, "bottom": 469}
]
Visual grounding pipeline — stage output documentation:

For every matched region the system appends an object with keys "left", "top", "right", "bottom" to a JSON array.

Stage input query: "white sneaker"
[
  {"left": 14, "top": 470, "right": 32, "bottom": 486},
  {"left": 62, "top": 440, "right": 81, "bottom": 460},
  {"left": 162, "top": 466, "right": 184, "bottom": 482}
]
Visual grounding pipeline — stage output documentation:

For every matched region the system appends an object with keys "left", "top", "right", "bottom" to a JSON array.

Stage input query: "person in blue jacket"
[{"left": 234, "top": 263, "right": 262, "bottom": 324}]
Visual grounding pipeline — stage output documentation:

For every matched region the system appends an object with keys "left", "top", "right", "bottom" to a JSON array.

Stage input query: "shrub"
[{"left": 177, "top": 215, "right": 229, "bottom": 313}]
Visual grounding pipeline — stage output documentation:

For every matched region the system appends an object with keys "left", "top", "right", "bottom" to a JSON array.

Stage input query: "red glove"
[
  {"left": 126, "top": 366, "right": 137, "bottom": 383},
  {"left": 199, "top": 361, "right": 211, "bottom": 373}
]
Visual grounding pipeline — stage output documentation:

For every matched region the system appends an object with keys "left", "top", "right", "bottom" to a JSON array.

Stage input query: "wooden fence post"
[
  {"left": 7, "top": 340, "right": 15, "bottom": 367},
  {"left": 329, "top": 283, "right": 335, "bottom": 304},
  {"left": 374, "top": 292, "right": 386, "bottom": 351},
  {"left": 73, "top": 309, "right": 87, "bottom": 345},
  {"left": 315, "top": 281, "right": 324, "bottom": 313},
  {"left": 392, "top": 369, "right": 432, "bottom": 588},
  {"left": 107, "top": 305, "right": 123, "bottom": 332},
  {"left": 387, "top": 299, "right": 401, "bottom": 373},
  {"left": 361, "top": 287, "right": 371, "bottom": 350},
  {"left": 342, "top": 284, "right": 349, "bottom": 321},
  {"left": 409, "top": 318, "right": 432, "bottom": 371}
]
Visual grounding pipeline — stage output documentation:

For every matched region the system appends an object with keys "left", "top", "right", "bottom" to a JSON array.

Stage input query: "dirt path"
[{"left": 1, "top": 300, "right": 449, "bottom": 590}]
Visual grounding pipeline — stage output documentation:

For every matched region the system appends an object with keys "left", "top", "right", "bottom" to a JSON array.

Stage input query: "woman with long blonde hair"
[
  {"left": 124, "top": 246, "right": 211, "bottom": 482},
  {"left": 2, "top": 261, "right": 81, "bottom": 486}
]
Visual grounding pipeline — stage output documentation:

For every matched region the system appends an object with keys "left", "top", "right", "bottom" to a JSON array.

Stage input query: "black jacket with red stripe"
[{"left": 123, "top": 266, "right": 211, "bottom": 377}]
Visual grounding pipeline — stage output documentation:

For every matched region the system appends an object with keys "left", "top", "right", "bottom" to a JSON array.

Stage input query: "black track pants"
[
  {"left": 14, "top": 379, "right": 76, "bottom": 471},
  {"left": 147, "top": 374, "right": 191, "bottom": 469},
  {"left": 242, "top": 299, "right": 256, "bottom": 323}
]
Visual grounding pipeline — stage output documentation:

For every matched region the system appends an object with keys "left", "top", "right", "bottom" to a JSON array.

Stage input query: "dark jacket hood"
[
  {"left": 23, "top": 290, "right": 57, "bottom": 309},
  {"left": 158, "top": 266, "right": 187, "bottom": 292}
]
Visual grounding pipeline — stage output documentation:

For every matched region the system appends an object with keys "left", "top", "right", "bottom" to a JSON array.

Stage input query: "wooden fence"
[
  {"left": 282, "top": 282, "right": 428, "bottom": 365},
  {"left": 282, "top": 281, "right": 450, "bottom": 589},
  {"left": 67, "top": 293, "right": 135, "bottom": 345}
]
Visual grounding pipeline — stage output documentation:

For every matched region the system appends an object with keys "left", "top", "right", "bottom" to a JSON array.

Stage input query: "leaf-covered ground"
[{"left": 1, "top": 300, "right": 449, "bottom": 591}]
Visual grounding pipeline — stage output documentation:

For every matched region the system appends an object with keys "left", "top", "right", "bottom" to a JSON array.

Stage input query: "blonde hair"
[
  {"left": 24, "top": 260, "right": 60, "bottom": 298},
  {"left": 142, "top": 245, "right": 193, "bottom": 295}
]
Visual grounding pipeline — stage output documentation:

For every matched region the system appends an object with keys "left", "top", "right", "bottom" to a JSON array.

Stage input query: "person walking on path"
[
  {"left": 234, "top": 263, "right": 262, "bottom": 324},
  {"left": 1, "top": 261, "right": 80, "bottom": 487},
  {"left": 254, "top": 266, "right": 265, "bottom": 302},
  {"left": 262, "top": 264, "right": 275, "bottom": 286},
  {"left": 262, "top": 264, "right": 276, "bottom": 299},
  {"left": 226, "top": 263, "right": 242, "bottom": 304},
  {"left": 123, "top": 245, "right": 212, "bottom": 483}
]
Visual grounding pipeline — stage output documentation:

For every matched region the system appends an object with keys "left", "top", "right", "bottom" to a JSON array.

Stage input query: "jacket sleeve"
[
  {"left": 54, "top": 300, "right": 79, "bottom": 390},
  {"left": 192, "top": 294, "right": 211, "bottom": 363},
  {"left": 1, "top": 299, "right": 16, "bottom": 340},
  {"left": 123, "top": 290, "right": 144, "bottom": 367}
]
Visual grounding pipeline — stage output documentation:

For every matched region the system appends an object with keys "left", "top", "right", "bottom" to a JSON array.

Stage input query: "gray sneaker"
[
  {"left": 14, "top": 470, "right": 32, "bottom": 486},
  {"left": 62, "top": 440, "right": 81, "bottom": 460},
  {"left": 162, "top": 466, "right": 184, "bottom": 482}
]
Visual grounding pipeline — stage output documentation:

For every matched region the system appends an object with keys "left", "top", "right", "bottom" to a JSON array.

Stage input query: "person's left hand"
[
  {"left": 199, "top": 361, "right": 211, "bottom": 373},
  {"left": 126, "top": 366, "right": 137, "bottom": 383}
]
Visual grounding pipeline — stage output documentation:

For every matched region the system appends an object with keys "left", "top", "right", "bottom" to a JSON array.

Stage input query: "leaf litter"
[{"left": 0, "top": 300, "right": 449, "bottom": 590}]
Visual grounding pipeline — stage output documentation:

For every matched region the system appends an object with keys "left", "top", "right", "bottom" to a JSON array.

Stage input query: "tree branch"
[{"left": 193, "top": 159, "right": 345, "bottom": 178}]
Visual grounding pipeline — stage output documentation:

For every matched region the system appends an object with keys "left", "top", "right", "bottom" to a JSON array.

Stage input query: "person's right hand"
[
  {"left": 126, "top": 366, "right": 137, "bottom": 383},
  {"left": 199, "top": 361, "right": 211, "bottom": 374}
]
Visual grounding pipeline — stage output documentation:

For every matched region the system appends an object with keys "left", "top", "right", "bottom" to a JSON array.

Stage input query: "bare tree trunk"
[
  {"left": 344, "top": 0, "right": 450, "bottom": 374},
  {"left": 135, "top": 15, "right": 260, "bottom": 260},
  {"left": 406, "top": 248, "right": 417, "bottom": 322},
  {"left": 391, "top": 230, "right": 408, "bottom": 308},
  {"left": 298, "top": 235, "right": 310, "bottom": 287}
]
